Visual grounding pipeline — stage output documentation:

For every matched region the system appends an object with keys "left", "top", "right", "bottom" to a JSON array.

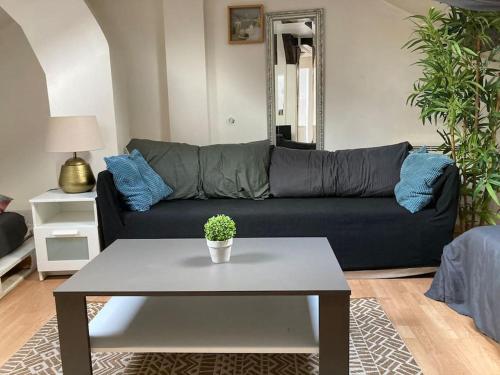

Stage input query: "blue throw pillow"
[
  {"left": 395, "top": 147, "right": 454, "bottom": 213},
  {"left": 105, "top": 155, "right": 153, "bottom": 212},
  {"left": 105, "top": 150, "right": 173, "bottom": 212},
  {"left": 129, "top": 149, "right": 173, "bottom": 203}
]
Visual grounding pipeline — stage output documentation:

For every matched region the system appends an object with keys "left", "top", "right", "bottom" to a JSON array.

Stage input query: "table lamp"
[{"left": 46, "top": 116, "right": 103, "bottom": 193}]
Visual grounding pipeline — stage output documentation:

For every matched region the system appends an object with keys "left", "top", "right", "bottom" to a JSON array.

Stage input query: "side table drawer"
[{"left": 34, "top": 227, "right": 100, "bottom": 272}]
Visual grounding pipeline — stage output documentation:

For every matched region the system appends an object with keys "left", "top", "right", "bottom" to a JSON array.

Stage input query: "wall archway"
[
  {"left": 0, "top": 8, "right": 55, "bottom": 210},
  {"left": 0, "top": 0, "right": 119, "bottom": 174}
]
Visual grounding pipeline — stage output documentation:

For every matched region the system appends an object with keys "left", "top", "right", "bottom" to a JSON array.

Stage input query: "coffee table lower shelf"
[{"left": 89, "top": 296, "right": 320, "bottom": 354}]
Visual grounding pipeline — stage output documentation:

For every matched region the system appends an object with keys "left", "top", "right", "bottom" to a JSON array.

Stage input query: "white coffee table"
[{"left": 54, "top": 237, "right": 351, "bottom": 374}]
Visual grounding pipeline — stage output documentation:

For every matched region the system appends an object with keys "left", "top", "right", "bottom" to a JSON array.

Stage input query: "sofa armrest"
[
  {"left": 96, "top": 170, "right": 125, "bottom": 248},
  {"left": 432, "top": 164, "right": 460, "bottom": 218}
]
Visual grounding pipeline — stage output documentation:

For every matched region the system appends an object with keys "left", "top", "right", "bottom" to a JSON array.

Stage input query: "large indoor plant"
[{"left": 405, "top": 7, "right": 500, "bottom": 230}]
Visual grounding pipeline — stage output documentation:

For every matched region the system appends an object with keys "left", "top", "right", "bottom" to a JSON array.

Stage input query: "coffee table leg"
[
  {"left": 55, "top": 294, "right": 92, "bottom": 375},
  {"left": 319, "top": 294, "right": 349, "bottom": 375}
]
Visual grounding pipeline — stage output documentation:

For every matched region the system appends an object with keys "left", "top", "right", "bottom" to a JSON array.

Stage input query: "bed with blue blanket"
[{"left": 426, "top": 226, "right": 500, "bottom": 342}]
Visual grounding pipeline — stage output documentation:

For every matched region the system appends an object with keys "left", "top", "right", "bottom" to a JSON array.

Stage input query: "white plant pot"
[{"left": 207, "top": 238, "right": 233, "bottom": 263}]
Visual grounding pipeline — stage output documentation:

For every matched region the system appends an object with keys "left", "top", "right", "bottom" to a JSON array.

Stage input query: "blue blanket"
[{"left": 426, "top": 226, "right": 500, "bottom": 342}]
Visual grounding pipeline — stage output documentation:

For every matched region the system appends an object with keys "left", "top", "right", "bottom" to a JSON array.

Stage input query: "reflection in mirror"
[
  {"left": 274, "top": 19, "right": 316, "bottom": 148},
  {"left": 266, "top": 9, "right": 324, "bottom": 150}
]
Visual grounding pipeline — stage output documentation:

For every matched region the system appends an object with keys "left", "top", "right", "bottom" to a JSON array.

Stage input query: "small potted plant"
[{"left": 204, "top": 214, "right": 236, "bottom": 263}]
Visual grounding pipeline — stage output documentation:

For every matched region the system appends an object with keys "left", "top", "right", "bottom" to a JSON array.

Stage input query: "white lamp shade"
[{"left": 46, "top": 116, "right": 104, "bottom": 152}]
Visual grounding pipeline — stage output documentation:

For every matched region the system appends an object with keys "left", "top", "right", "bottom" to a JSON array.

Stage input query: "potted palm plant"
[
  {"left": 204, "top": 214, "right": 237, "bottom": 263},
  {"left": 405, "top": 7, "right": 499, "bottom": 229}
]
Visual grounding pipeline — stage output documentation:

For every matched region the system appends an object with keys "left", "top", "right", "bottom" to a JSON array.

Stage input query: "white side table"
[{"left": 30, "top": 189, "right": 100, "bottom": 280}]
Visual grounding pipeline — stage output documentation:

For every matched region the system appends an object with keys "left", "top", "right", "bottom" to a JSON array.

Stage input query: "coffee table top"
[{"left": 55, "top": 238, "right": 350, "bottom": 296}]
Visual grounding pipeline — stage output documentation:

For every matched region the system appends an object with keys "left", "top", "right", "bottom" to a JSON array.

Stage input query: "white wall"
[
  {"left": 0, "top": 10, "right": 56, "bottom": 210},
  {"left": 88, "top": 0, "right": 211, "bottom": 148},
  {"left": 0, "top": 0, "right": 119, "bottom": 173},
  {"left": 164, "top": 0, "right": 210, "bottom": 145},
  {"left": 204, "top": 0, "right": 441, "bottom": 150},
  {"left": 205, "top": 0, "right": 267, "bottom": 145},
  {"left": 87, "top": 0, "right": 170, "bottom": 150}
]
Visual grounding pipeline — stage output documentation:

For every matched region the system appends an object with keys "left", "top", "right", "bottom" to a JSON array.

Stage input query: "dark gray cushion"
[
  {"left": 270, "top": 142, "right": 411, "bottom": 197},
  {"left": 0, "top": 212, "right": 27, "bottom": 258},
  {"left": 330, "top": 142, "right": 411, "bottom": 196},
  {"left": 269, "top": 148, "right": 328, "bottom": 197},
  {"left": 126, "top": 139, "right": 204, "bottom": 200},
  {"left": 199, "top": 140, "right": 271, "bottom": 199}
]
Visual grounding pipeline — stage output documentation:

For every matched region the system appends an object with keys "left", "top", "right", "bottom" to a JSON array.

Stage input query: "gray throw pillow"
[
  {"left": 270, "top": 142, "right": 411, "bottom": 197},
  {"left": 199, "top": 140, "right": 271, "bottom": 199},
  {"left": 126, "top": 139, "right": 204, "bottom": 200}
]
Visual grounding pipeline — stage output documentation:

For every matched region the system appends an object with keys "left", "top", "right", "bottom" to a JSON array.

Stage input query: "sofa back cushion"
[
  {"left": 270, "top": 142, "right": 411, "bottom": 197},
  {"left": 199, "top": 140, "right": 271, "bottom": 199},
  {"left": 127, "top": 139, "right": 203, "bottom": 200},
  {"left": 269, "top": 148, "right": 327, "bottom": 197},
  {"left": 330, "top": 142, "right": 411, "bottom": 197}
]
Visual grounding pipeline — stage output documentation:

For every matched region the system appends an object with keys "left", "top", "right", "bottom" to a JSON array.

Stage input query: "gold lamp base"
[{"left": 59, "top": 155, "right": 96, "bottom": 193}]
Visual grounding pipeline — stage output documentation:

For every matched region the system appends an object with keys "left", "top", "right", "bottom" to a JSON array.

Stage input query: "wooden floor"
[{"left": 0, "top": 274, "right": 498, "bottom": 374}]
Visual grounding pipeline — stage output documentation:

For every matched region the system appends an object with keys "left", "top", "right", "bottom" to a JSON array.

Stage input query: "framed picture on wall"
[{"left": 228, "top": 5, "right": 264, "bottom": 44}]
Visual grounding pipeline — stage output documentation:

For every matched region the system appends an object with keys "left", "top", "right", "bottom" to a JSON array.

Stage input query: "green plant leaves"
[
  {"left": 405, "top": 6, "right": 500, "bottom": 230},
  {"left": 486, "top": 184, "right": 500, "bottom": 205},
  {"left": 204, "top": 214, "right": 237, "bottom": 241}
]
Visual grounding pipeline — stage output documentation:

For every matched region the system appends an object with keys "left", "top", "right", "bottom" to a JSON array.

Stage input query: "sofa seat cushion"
[{"left": 120, "top": 197, "right": 447, "bottom": 270}]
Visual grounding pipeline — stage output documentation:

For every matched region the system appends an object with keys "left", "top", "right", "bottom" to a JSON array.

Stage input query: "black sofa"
[{"left": 97, "top": 141, "right": 459, "bottom": 271}]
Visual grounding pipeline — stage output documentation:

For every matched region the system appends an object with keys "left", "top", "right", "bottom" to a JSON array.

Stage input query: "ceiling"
[
  {"left": 383, "top": 0, "right": 446, "bottom": 15},
  {"left": 439, "top": 0, "right": 500, "bottom": 10}
]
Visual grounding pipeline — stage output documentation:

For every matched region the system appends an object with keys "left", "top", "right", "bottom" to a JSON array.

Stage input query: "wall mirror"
[{"left": 266, "top": 9, "right": 324, "bottom": 150}]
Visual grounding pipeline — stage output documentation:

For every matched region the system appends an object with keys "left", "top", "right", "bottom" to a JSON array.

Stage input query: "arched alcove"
[
  {"left": 0, "top": 0, "right": 119, "bottom": 175},
  {"left": 0, "top": 8, "right": 55, "bottom": 210}
]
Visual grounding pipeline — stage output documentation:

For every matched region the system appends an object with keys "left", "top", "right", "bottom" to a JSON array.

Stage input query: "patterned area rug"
[{"left": 0, "top": 298, "right": 422, "bottom": 375}]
